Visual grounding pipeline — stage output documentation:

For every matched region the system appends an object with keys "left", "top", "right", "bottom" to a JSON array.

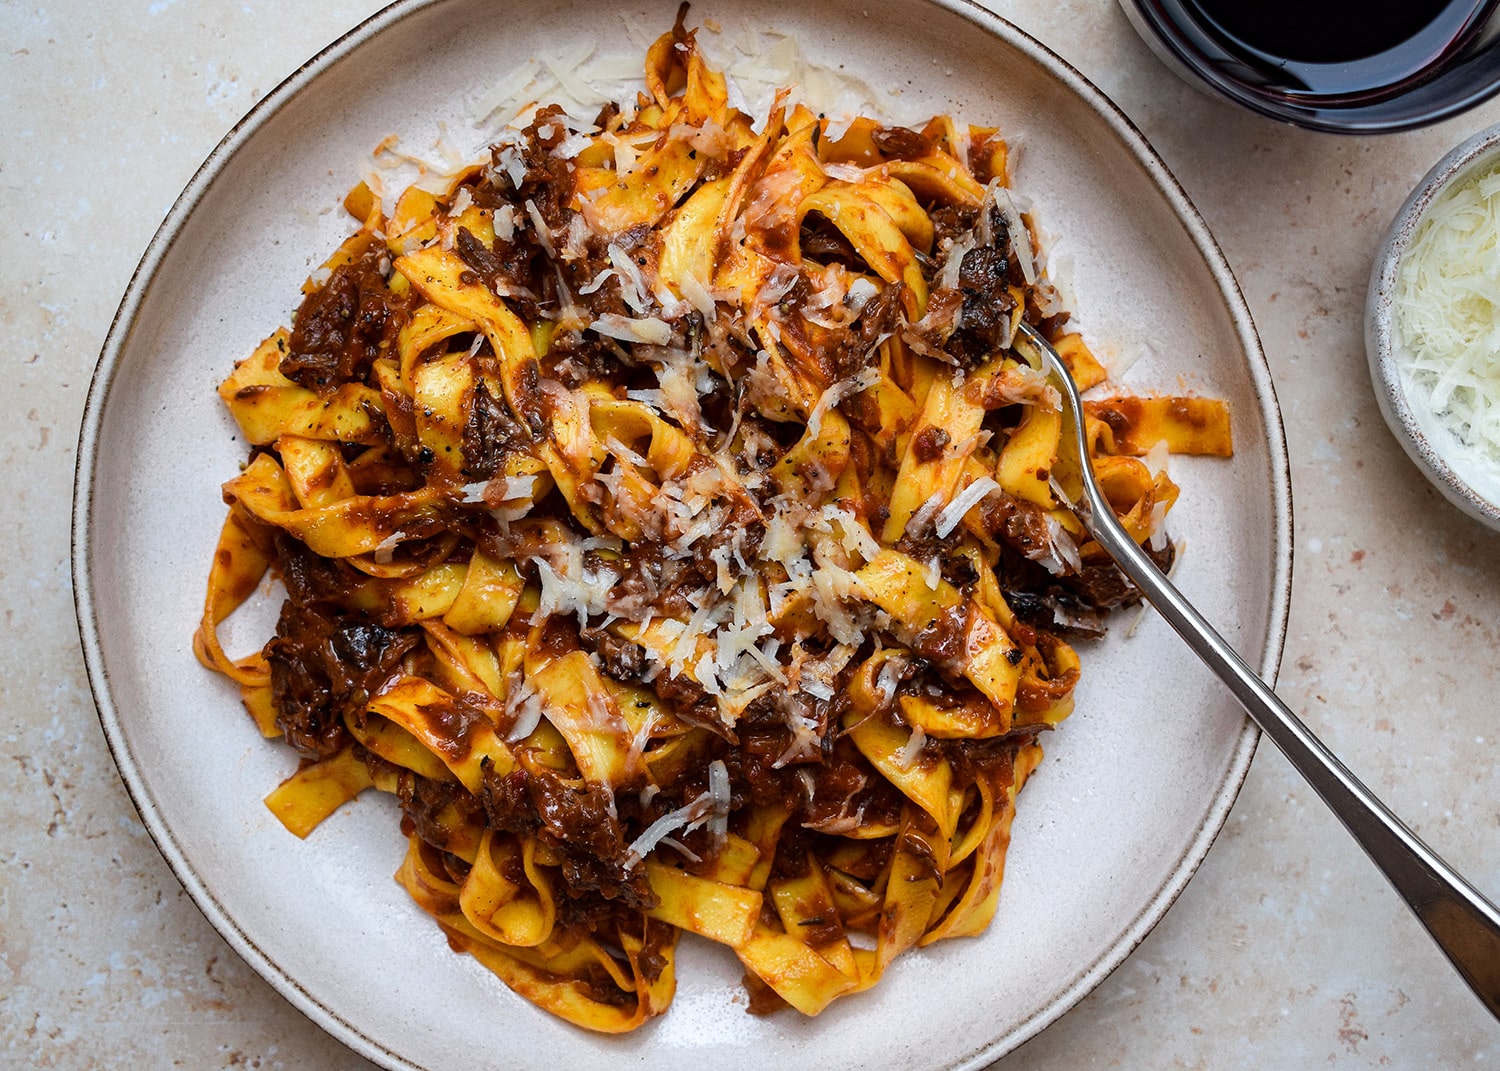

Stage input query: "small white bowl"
[{"left": 1367, "top": 122, "right": 1500, "bottom": 532}]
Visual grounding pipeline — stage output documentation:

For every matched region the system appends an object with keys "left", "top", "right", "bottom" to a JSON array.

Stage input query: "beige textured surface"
[{"left": 5, "top": 0, "right": 1498, "bottom": 1067}]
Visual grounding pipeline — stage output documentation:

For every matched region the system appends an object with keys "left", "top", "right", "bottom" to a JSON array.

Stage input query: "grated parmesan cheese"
[
  {"left": 677, "top": 269, "right": 719, "bottom": 322},
  {"left": 1396, "top": 162, "right": 1500, "bottom": 474},
  {"left": 523, "top": 199, "right": 557, "bottom": 257},
  {"left": 470, "top": 60, "right": 547, "bottom": 128},
  {"left": 371, "top": 530, "right": 408, "bottom": 564},
  {"left": 625, "top": 787, "right": 713, "bottom": 866},
  {"left": 607, "top": 244, "right": 652, "bottom": 313},
  {"left": 893, "top": 725, "right": 927, "bottom": 770},
  {"left": 590, "top": 313, "right": 674, "bottom": 346},
  {"left": 935, "top": 476, "right": 999, "bottom": 538},
  {"left": 989, "top": 184, "right": 1037, "bottom": 286}
]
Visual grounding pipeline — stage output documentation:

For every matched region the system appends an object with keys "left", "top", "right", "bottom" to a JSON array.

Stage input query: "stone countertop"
[{"left": 5, "top": 1, "right": 1498, "bottom": 1067}]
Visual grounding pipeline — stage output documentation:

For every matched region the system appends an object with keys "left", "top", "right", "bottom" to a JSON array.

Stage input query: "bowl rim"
[
  {"left": 1366, "top": 120, "right": 1500, "bottom": 531},
  {"left": 70, "top": 0, "right": 1294, "bottom": 1066}
]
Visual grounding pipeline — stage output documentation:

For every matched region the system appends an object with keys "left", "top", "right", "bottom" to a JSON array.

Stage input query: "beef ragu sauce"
[
  {"left": 199, "top": 13, "right": 1231, "bottom": 1031},
  {"left": 282, "top": 238, "right": 415, "bottom": 391}
]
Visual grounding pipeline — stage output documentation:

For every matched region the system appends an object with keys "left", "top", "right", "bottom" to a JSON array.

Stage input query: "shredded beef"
[
  {"left": 979, "top": 491, "right": 1053, "bottom": 561},
  {"left": 930, "top": 204, "right": 980, "bottom": 249},
  {"left": 398, "top": 773, "right": 486, "bottom": 856},
  {"left": 282, "top": 240, "right": 409, "bottom": 391},
  {"left": 480, "top": 764, "right": 654, "bottom": 910},
  {"left": 871, "top": 125, "right": 935, "bottom": 160},
  {"left": 911, "top": 425, "right": 951, "bottom": 463},
  {"left": 723, "top": 727, "right": 804, "bottom": 810},
  {"left": 828, "top": 280, "right": 905, "bottom": 382},
  {"left": 937, "top": 732, "right": 1041, "bottom": 786},
  {"left": 909, "top": 602, "right": 971, "bottom": 674},
  {"left": 942, "top": 245, "right": 1017, "bottom": 366},
  {"left": 274, "top": 531, "right": 354, "bottom": 608},
  {"left": 609, "top": 541, "right": 713, "bottom": 620},
  {"left": 459, "top": 378, "right": 526, "bottom": 481},
  {"left": 500, "top": 105, "right": 575, "bottom": 231},
  {"left": 581, "top": 627, "right": 648, "bottom": 683},
  {"left": 800, "top": 214, "right": 865, "bottom": 270},
  {"left": 802, "top": 742, "right": 903, "bottom": 833},
  {"left": 546, "top": 328, "right": 628, "bottom": 388},
  {"left": 454, "top": 226, "right": 508, "bottom": 291},
  {"left": 1063, "top": 541, "right": 1175, "bottom": 612},
  {"left": 651, "top": 671, "right": 732, "bottom": 740},
  {"left": 265, "top": 601, "right": 419, "bottom": 758}
]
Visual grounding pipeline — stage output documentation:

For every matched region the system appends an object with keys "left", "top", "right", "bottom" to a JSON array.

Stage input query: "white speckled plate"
[{"left": 73, "top": 1, "right": 1291, "bottom": 1067}]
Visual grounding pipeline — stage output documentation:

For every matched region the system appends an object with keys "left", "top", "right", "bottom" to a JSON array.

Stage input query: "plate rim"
[{"left": 71, "top": 1, "right": 1293, "bottom": 1067}]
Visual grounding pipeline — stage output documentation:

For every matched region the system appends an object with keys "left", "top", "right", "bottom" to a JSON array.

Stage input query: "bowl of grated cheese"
[{"left": 1369, "top": 121, "right": 1500, "bottom": 532}]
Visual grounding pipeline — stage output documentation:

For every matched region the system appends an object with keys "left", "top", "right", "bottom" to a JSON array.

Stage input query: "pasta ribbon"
[{"left": 367, "top": 677, "right": 514, "bottom": 792}]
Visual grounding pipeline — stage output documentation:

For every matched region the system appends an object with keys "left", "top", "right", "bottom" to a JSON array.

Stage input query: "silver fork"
[{"left": 1013, "top": 321, "right": 1500, "bottom": 1020}]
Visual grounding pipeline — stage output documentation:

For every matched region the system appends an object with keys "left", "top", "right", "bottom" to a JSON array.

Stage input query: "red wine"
[
  {"left": 1190, "top": 0, "right": 1474, "bottom": 65},
  {"left": 1122, "top": 0, "right": 1500, "bottom": 130},
  {"left": 1181, "top": 0, "right": 1493, "bottom": 98}
]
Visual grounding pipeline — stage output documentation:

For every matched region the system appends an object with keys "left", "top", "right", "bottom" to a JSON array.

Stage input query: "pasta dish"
[{"left": 194, "top": 11, "right": 1231, "bottom": 1032}]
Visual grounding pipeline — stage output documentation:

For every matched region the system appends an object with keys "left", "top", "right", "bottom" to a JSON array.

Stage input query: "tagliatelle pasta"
[{"left": 195, "top": 10, "right": 1231, "bottom": 1032}]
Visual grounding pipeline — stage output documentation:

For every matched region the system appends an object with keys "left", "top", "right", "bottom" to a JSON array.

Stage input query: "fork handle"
[{"left": 1089, "top": 501, "right": 1500, "bottom": 1020}]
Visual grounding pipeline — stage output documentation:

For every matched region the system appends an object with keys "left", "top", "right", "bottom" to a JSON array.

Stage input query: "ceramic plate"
[{"left": 74, "top": 1, "right": 1291, "bottom": 1067}]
